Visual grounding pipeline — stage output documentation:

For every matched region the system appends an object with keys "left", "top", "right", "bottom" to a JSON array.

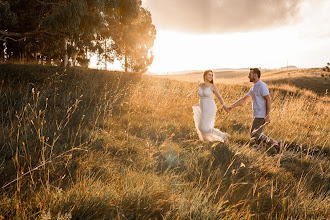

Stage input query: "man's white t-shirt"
[{"left": 246, "top": 80, "right": 270, "bottom": 118}]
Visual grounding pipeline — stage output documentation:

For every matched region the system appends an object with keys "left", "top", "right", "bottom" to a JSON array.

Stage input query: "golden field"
[{"left": 0, "top": 64, "right": 329, "bottom": 219}]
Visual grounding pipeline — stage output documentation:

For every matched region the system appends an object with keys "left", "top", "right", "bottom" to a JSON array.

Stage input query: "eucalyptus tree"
[
  {"left": 0, "top": 0, "right": 155, "bottom": 72},
  {"left": 110, "top": 0, "right": 156, "bottom": 73}
]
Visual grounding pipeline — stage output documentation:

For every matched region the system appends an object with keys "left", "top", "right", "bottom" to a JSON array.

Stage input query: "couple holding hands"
[{"left": 193, "top": 68, "right": 282, "bottom": 153}]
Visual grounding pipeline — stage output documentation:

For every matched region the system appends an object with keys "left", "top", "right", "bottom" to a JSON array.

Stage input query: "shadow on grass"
[
  {"left": 280, "top": 155, "right": 330, "bottom": 199},
  {"left": 265, "top": 76, "right": 330, "bottom": 96},
  {"left": 0, "top": 63, "right": 142, "bottom": 191},
  {"left": 284, "top": 141, "right": 329, "bottom": 159}
]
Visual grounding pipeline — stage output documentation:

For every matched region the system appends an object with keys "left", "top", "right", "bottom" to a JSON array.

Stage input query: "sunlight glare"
[{"left": 148, "top": 29, "right": 298, "bottom": 74}]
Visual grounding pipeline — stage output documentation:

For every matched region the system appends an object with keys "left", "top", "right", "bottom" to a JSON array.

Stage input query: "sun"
[{"left": 148, "top": 31, "right": 220, "bottom": 74}]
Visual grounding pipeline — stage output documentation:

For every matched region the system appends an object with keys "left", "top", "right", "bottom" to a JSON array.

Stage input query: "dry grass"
[
  {"left": 0, "top": 64, "right": 329, "bottom": 219},
  {"left": 151, "top": 68, "right": 330, "bottom": 96}
]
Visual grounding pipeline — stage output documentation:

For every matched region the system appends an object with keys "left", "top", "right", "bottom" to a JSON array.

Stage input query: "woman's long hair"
[{"left": 203, "top": 70, "right": 214, "bottom": 84}]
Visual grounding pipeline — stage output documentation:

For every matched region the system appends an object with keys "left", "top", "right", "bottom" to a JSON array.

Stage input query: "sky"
[{"left": 141, "top": 0, "right": 330, "bottom": 74}]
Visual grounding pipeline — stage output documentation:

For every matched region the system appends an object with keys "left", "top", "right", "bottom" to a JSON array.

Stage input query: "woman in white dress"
[{"left": 193, "top": 70, "right": 230, "bottom": 143}]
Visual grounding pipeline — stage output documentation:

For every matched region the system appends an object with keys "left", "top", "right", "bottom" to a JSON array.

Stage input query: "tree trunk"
[
  {"left": 62, "top": 38, "right": 68, "bottom": 70},
  {"left": 125, "top": 54, "right": 128, "bottom": 73},
  {"left": 104, "top": 40, "right": 107, "bottom": 70},
  {"left": 0, "top": 42, "right": 5, "bottom": 63},
  {"left": 46, "top": 56, "right": 51, "bottom": 65}
]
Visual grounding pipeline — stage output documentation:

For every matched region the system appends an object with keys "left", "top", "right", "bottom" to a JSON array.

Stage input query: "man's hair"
[{"left": 250, "top": 68, "right": 261, "bottom": 78}]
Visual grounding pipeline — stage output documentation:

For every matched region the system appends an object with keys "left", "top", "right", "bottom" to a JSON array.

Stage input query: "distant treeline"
[{"left": 0, "top": 0, "right": 156, "bottom": 72}]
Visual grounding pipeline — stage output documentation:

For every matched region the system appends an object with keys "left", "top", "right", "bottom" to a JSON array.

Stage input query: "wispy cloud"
[{"left": 143, "top": 0, "right": 305, "bottom": 33}]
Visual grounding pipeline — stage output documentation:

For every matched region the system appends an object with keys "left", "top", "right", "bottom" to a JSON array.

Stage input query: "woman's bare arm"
[{"left": 212, "top": 84, "right": 225, "bottom": 106}]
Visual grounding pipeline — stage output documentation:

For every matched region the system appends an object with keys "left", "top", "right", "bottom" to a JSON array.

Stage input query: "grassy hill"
[
  {"left": 0, "top": 64, "right": 329, "bottom": 219},
  {"left": 153, "top": 68, "right": 330, "bottom": 96}
]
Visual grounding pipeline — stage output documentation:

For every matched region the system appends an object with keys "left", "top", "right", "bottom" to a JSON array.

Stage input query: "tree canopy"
[{"left": 0, "top": 0, "right": 156, "bottom": 73}]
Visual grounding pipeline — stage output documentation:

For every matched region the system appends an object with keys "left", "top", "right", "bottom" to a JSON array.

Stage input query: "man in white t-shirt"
[{"left": 228, "top": 68, "right": 282, "bottom": 153}]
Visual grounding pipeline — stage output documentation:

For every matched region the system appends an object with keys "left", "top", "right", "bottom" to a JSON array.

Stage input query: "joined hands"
[{"left": 223, "top": 105, "right": 232, "bottom": 113}]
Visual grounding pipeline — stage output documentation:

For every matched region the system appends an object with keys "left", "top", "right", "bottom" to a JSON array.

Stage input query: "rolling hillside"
[
  {"left": 0, "top": 64, "right": 329, "bottom": 219},
  {"left": 152, "top": 68, "right": 329, "bottom": 96}
]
